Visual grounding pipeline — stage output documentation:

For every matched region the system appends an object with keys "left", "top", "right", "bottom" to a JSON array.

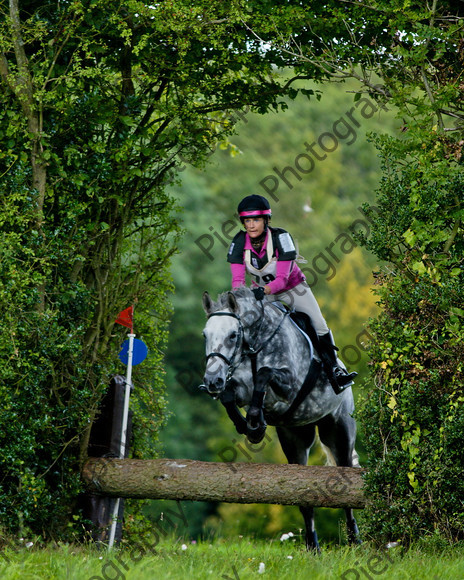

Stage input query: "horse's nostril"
[{"left": 202, "top": 375, "right": 224, "bottom": 394}]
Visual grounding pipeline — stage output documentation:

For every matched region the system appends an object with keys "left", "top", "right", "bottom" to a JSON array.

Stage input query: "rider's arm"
[
  {"left": 265, "top": 260, "right": 293, "bottom": 294},
  {"left": 230, "top": 262, "right": 246, "bottom": 289},
  {"left": 227, "top": 231, "right": 247, "bottom": 288}
]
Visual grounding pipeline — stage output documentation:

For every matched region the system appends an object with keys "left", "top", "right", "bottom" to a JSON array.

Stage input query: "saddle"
[
  {"left": 290, "top": 310, "right": 319, "bottom": 348},
  {"left": 271, "top": 302, "right": 319, "bottom": 352}
]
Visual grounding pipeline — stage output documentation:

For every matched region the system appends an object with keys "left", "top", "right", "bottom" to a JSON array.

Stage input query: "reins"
[
  {"left": 205, "top": 301, "right": 289, "bottom": 382},
  {"left": 203, "top": 296, "right": 323, "bottom": 425}
]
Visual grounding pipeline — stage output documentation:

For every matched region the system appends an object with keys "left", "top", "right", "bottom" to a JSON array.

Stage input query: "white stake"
[{"left": 108, "top": 332, "right": 135, "bottom": 550}]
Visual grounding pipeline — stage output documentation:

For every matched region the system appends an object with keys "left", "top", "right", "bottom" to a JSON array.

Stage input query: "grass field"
[{"left": 1, "top": 536, "right": 464, "bottom": 580}]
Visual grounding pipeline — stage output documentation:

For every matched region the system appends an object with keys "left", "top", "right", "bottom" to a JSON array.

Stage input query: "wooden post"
[
  {"left": 82, "top": 458, "right": 365, "bottom": 509},
  {"left": 81, "top": 376, "right": 133, "bottom": 544}
]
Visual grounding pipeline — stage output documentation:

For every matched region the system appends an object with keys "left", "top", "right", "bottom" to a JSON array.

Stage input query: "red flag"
[{"left": 115, "top": 306, "right": 134, "bottom": 332}]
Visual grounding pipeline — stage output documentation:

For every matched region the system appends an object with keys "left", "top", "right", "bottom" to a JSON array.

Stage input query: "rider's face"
[{"left": 243, "top": 217, "right": 265, "bottom": 238}]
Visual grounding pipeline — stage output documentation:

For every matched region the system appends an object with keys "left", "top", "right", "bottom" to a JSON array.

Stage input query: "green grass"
[{"left": 1, "top": 537, "right": 464, "bottom": 579}]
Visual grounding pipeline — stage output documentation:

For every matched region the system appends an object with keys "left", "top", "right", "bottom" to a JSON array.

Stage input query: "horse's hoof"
[
  {"left": 246, "top": 425, "right": 267, "bottom": 444},
  {"left": 348, "top": 533, "right": 362, "bottom": 545},
  {"left": 347, "top": 519, "right": 362, "bottom": 545},
  {"left": 246, "top": 406, "right": 261, "bottom": 421},
  {"left": 305, "top": 539, "right": 321, "bottom": 553},
  {"left": 236, "top": 422, "right": 248, "bottom": 435}
]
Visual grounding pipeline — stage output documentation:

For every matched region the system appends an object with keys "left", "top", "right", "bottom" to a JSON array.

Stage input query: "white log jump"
[{"left": 82, "top": 458, "right": 365, "bottom": 509}]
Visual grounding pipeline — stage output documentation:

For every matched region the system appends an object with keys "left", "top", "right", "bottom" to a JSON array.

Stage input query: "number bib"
[{"left": 244, "top": 233, "right": 277, "bottom": 286}]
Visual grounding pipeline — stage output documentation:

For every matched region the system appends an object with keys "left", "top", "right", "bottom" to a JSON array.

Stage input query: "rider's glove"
[{"left": 252, "top": 287, "right": 266, "bottom": 301}]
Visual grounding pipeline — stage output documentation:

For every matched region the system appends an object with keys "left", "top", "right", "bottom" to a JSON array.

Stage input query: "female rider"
[{"left": 227, "top": 194, "right": 357, "bottom": 394}]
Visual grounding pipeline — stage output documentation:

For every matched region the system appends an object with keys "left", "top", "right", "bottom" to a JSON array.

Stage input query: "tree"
[
  {"left": 259, "top": 0, "right": 464, "bottom": 545},
  {"left": 0, "top": 0, "right": 311, "bottom": 538}
]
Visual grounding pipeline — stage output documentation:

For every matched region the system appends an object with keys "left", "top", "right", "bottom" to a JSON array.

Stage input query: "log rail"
[{"left": 82, "top": 458, "right": 366, "bottom": 509}]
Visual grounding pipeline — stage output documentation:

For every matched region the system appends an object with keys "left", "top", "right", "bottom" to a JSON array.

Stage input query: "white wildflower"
[
  {"left": 258, "top": 562, "right": 265, "bottom": 574},
  {"left": 280, "top": 533, "right": 290, "bottom": 541},
  {"left": 181, "top": 544, "right": 188, "bottom": 551},
  {"left": 25, "top": 542, "right": 33, "bottom": 548},
  {"left": 287, "top": 556, "right": 293, "bottom": 560}
]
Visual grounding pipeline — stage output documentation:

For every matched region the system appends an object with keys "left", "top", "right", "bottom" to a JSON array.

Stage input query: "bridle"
[
  {"left": 204, "top": 301, "right": 289, "bottom": 383},
  {"left": 202, "top": 297, "right": 322, "bottom": 431},
  {"left": 204, "top": 311, "right": 245, "bottom": 382}
]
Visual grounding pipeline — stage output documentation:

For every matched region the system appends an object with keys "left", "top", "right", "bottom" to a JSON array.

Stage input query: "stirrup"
[{"left": 332, "top": 368, "right": 357, "bottom": 394}]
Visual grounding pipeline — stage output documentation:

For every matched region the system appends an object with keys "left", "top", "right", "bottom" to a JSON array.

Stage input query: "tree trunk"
[{"left": 82, "top": 458, "right": 366, "bottom": 509}]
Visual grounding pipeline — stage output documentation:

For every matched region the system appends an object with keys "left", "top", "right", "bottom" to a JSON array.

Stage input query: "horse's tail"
[
  {"left": 320, "top": 442, "right": 336, "bottom": 466},
  {"left": 320, "top": 442, "right": 361, "bottom": 468},
  {"left": 351, "top": 448, "right": 361, "bottom": 467}
]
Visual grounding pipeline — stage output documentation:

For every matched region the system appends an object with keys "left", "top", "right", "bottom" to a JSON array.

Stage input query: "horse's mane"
[{"left": 209, "top": 287, "right": 254, "bottom": 313}]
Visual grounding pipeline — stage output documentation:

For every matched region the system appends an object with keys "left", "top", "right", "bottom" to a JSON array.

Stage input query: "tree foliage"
[
  {"left": 268, "top": 0, "right": 464, "bottom": 545},
  {"left": 357, "top": 134, "right": 464, "bottom": 545},
  {"left": 0, "top": 0, "right": 306, "bottom": 539}
]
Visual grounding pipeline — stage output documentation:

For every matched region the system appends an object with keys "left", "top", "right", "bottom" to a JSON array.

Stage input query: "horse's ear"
[
  {"left": 202, "top": 291, "right": 213, "bottom": 315},
  {"left": 227, "top": 292, "right": 238, "bottom": 313}
]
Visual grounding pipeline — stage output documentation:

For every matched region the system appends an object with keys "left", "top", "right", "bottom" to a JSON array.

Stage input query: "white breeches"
[{"left": 266, "top": 281, "right": 329, "bottom": 336}]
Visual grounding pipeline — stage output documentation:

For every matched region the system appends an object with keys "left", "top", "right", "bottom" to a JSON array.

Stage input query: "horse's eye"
[
  {"left": 202, "top": 331, "right": 206, "bottom": 339},
  {"left": 230, "top": 331, "right": 238, "bottom": 341}
]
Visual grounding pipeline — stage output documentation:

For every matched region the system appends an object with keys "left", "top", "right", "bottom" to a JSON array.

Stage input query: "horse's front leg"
[
  {"left": 246, "top": 366, "right": 292, "bottom": 444},
  {"left": 219, "top": 379, "right": 247, "bottom": 435}
]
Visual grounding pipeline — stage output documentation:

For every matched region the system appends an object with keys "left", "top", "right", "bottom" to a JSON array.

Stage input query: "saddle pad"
[{"left": 270, "top": 302, "right": 314, "bottom": 355}]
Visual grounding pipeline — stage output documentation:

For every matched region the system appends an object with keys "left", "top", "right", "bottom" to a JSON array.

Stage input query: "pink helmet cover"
[{"left": 239, "top": 209, "right": 272, "bottom": 217}]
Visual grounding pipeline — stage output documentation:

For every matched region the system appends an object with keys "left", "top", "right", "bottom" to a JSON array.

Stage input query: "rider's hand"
[{"left": 252, "top": 287, "right": 266, "bottom": 301}]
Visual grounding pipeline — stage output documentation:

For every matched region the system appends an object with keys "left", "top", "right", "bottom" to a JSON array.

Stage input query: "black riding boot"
[{"left": 318, "top": 331, "right": 357, "bottom": 395}]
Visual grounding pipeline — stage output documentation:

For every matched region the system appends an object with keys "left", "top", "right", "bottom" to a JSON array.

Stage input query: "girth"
[{"left": 272, "top": 357, "right": 322, "bottom": 423}]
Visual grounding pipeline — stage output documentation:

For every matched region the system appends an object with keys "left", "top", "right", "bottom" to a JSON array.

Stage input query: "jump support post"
[{"left": 82, "top": 458, "right": 365, "bottom": 509}]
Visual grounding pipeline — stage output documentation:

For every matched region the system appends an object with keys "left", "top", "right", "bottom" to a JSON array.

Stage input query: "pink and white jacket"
[{"left": 227, "top": 227, "right": 305, "bottom": 295}]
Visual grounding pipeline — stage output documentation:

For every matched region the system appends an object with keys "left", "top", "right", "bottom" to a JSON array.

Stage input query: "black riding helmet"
[{"left": 237, "top": 195, "right": 272, "bottom": 224}]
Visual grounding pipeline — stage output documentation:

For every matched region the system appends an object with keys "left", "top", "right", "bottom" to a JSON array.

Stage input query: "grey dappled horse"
[{"left": 201, "top": 287, "right": 361, "bottom": 550}]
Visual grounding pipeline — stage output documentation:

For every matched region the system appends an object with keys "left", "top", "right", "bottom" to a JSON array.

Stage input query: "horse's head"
[{"left": 201, "top": 288, "right": 259, "bottom": 398}]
